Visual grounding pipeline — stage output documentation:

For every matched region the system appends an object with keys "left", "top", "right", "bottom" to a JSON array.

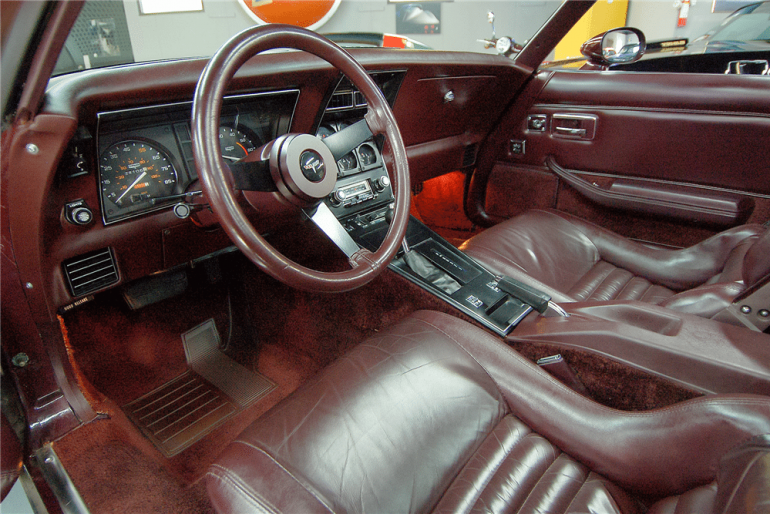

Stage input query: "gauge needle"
[
  {"left": 222, "top": 155, "right": 242, "bottom": 162},
  {"left": 115, "top": 171, "right": 147, "bottom": 204}
]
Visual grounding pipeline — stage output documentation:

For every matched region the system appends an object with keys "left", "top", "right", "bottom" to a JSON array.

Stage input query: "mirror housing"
[{"left": 581, "top": 27, "right": 646, "bottom": 67}]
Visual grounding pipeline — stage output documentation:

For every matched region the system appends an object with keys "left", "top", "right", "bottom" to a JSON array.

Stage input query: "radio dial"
[
  {"left": 332, "top": 189, "right": 347, "bottom": 204},
  {"left": 374, "top": 175, "right": 390, "bottom": 192}
]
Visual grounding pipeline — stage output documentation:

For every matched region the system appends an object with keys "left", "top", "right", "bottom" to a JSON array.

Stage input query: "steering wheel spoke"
[
  {"left": 305, "top": 202, "right": 361, "bottom": 258},
  {"left": 321, "top": 118, "right": 374, "bottom": 161},
  {"left": 227, "top": 159, "right": 277, "bottom": 192}
]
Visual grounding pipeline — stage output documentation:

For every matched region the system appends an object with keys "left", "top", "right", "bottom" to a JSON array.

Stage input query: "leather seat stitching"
[
  {"left": 616, "top": 275, "right": 649, "bottom": 301},
  {"left": 231, "top": 440, "right": 336, "bottom": 513},
  {"left": 588, "top": 267, "right": 631, "bottom": 301},
  {"left": 561, "top": 472, "right": 590, "bottom": 514},
  {"left": 720, "top": 452, "right": 764, "bottom": 511},
  {"left": 413, "top": 315, "right": 770, "bottom": 418},
  {"left": 567, "top": 261, "right": 613, "bottom": 300},
  {"left": 207, "top": 465, "right": 281, "bottom": 514},
  {"left": 588, "top": 474, "right": 628, "bottom": 512},
  {"left": 515, "top": 440, "right": 563, "bottom": 511},
  {"left": 445, "top": 417, "right": 530, "bottom": 511}
]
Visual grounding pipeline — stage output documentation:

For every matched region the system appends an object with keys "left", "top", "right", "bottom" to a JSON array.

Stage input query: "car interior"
[{"left": 2, "top": 1, "right": 770, "bottom": 513}]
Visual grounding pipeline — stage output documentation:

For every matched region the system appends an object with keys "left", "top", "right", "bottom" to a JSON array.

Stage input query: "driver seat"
[
  {"left": 206, "top": 311, "right": 770, "bottom": 513},
  {"left": 460, "top": 209, "right": 769, "bottom": 319}
]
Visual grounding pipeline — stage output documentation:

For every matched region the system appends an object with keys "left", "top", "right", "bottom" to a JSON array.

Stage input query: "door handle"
[
  {"left": 552, "top": 114, "right": 597, "bottom": 140},
  {"left": 554, "top": 127, "right": 586, "bottom": 137}
]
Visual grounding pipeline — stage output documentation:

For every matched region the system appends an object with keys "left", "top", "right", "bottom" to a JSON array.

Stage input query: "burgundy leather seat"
[
  {"left": 207, "top": 311, "right": 770, "bottom": 513},
  {"left": 461, "top": 209, "right": 769, "bottom": 319}
]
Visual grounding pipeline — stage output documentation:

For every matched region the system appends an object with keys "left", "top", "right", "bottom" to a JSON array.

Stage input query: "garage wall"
[
  {"left": 627, "top": 0, "right": 729, "bottom": 41},
  {"left": 123, "top": 0, "right": 560, "bottom": 61},
  {"left": 122, "top": 0, "right": 739, "bottom": 64}
]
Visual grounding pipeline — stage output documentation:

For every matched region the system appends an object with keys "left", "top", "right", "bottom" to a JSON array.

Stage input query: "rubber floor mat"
[{"left": 124, "top": 319, "right": 275, "bottom": 457}]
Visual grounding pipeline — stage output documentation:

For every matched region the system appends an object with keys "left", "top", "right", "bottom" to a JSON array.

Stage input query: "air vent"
[
  {"left": 63, "top": 248, "right": 119, "bottom": 297},
  {"left": 462, "top": 144, "right": 478, "bottom": 168},
  {"left": 327, "top": 92, "right": 354, "bottom": 111},
  {"left": 354, "top": 91, "right": 367, "bottom": 107}
]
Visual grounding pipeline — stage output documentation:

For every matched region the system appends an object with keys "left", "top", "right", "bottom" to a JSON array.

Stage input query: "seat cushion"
[
  {"left": 461, "top": 209, "right": 765, "bottom": 317},
  {"left": 207, "top": 311, "right": 770, "bottom": 514}
]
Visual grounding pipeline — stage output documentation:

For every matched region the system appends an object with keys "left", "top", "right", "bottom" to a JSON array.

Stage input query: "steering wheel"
[{"left": 192, "top": 25, "right": 410, "bottom": 293}]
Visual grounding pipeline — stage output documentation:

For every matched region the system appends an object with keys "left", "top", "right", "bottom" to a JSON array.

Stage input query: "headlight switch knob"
[{"left": 64, "top": 200, "right": 94, "bottom": 226}]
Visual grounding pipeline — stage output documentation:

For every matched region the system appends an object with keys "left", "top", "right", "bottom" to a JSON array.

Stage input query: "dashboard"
[{"left": 23, "top": 50, "right": 523, "bottom": 310}]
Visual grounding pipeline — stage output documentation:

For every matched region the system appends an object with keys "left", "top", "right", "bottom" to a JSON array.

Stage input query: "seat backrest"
[{"left": 713, "top": 434, "right": 770, "bottom": 513}]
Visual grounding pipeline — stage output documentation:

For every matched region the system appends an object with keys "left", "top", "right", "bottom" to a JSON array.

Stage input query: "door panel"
[{"left": 471, "top": 70, "right": 770, "bottom": 247}]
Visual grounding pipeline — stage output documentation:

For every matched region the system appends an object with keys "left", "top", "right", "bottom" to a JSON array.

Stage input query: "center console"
[{"left": 323, "top": 137, "right": 536, "bottom": 336}]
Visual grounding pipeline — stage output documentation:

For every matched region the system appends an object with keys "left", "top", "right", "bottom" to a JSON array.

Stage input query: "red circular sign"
[{"left": 238, "top": 0, "right": 341, "bottom": 30}]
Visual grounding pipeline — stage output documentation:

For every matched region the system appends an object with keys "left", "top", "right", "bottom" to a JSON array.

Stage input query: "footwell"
[{"left": 124, "top": 319, "right": 275, "bottom": 457}]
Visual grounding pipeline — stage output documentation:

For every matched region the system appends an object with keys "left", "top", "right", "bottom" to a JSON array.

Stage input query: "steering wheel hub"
[{"left": 266, "top": 133, "right": 337, "bottom": 207}]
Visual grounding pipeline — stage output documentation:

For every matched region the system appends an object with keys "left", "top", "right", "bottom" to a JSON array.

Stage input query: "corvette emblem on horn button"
[{"left": 300, "top": 150, "right": 326, "bottom": 182}]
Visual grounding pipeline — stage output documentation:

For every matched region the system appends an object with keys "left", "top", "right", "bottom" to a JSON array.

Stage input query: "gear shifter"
[{"left": 385, "top": 204, "right": 461, "bottom": 294}]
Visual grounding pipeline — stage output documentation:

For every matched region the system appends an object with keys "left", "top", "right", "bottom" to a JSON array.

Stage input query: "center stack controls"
[{"left": 325, "top": 139, "right": 394, "bottom": 220}]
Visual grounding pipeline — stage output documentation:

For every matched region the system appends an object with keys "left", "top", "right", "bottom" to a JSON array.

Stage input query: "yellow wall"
[{"left": 554, "top": 0, "right": 629, "bottom": 61}]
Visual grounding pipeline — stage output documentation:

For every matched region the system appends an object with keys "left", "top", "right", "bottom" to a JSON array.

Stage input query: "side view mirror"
[{"left": 581, "top": 27, "right": 646, "bottom": 67}]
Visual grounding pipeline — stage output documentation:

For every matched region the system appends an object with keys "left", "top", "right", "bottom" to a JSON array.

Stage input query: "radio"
[
  {"left": 326, "top": 160, "right": 393, "bottom": 226},
  {"left": 330, "top": 179, "right": 374, "bottom": 207}
]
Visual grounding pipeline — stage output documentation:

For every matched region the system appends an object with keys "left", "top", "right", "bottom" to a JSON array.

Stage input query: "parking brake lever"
[{"left": 496, "top": 276, "right": 568, "bottom": 317}]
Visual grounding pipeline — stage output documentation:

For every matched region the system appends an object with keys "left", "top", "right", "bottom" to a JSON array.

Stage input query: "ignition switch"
[{"left": 64, "top": 199, "right": 94, "bottom": 226}]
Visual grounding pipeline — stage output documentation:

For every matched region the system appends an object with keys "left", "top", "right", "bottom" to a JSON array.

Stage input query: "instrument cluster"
[
  {"left": 96, "top": 90, "right": 299, "bottom": 224},
  {"left": 316, "top": 121, "right": 381, "bottom": 178}
]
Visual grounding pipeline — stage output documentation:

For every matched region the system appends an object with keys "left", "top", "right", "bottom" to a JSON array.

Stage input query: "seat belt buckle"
[{"left": 536, "top": 354, "right": 588, "bottom": 395}]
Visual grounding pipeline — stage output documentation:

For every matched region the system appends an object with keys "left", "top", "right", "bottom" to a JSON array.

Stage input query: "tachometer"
[
  {"left": 316, "top": 124, "right": 335, "bottom": 139},
  {"left": 219, "top": 126, "right": 257, "bottom": 162},
  {"left": 100, "top": 141, "right": 178, "bottom": 222}
]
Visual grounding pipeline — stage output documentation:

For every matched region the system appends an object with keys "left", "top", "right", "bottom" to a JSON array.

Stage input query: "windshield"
[
  {"left": 53, "top": 0, "right": 563, "bottom": 76},
  {"left": 710, "top": 3, "right": 770, "bottom": 42}
]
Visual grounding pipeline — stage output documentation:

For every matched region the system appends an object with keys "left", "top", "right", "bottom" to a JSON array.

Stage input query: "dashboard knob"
[
  {"left": 65, "top": 200, "right": 94, "bottom": 226},
  {"left": 70, "top": 207, "right": 93, "bottom": 225},
  {"left": 333, "top": 189, "right": 347, "bottom": 204},
  {"left": 374, "top": 175, "right": 390, "bottom": 191},
  {"left": 173, "top": 203, "right": 192, "bottom": 219}
]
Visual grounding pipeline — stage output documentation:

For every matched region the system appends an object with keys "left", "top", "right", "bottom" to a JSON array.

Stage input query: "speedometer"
[{"left": 100, "top": 141, "right": 178, "bottom": 222}]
